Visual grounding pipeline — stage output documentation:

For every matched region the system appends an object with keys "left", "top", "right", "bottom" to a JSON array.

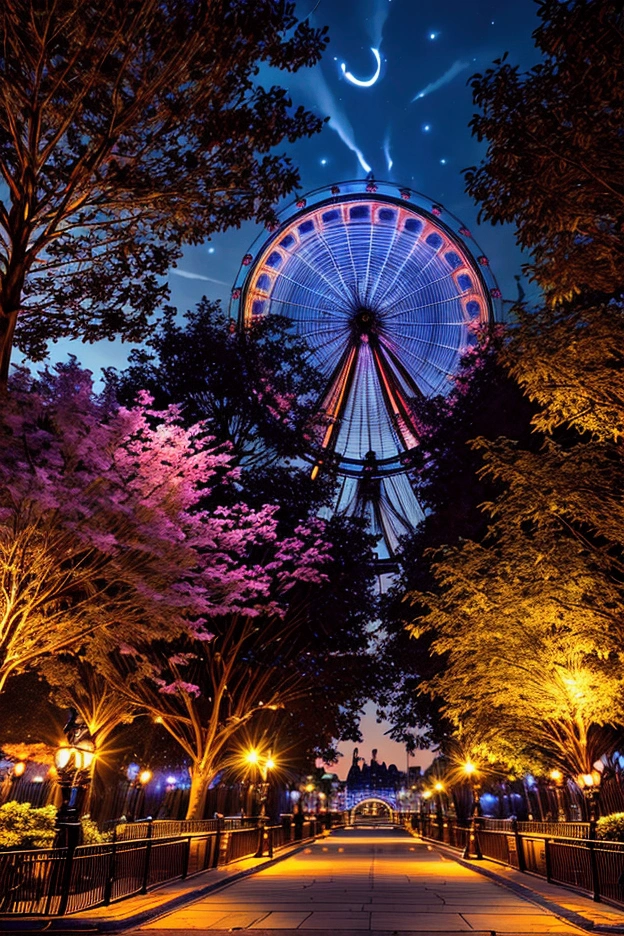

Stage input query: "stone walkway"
[{"left": 128, "top": 827, "right": 592, "bottom": 934}]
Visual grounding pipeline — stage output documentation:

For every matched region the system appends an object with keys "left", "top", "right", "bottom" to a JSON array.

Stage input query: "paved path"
[{"left": 130, "top": 827, "right": 586, "bottom": 935}]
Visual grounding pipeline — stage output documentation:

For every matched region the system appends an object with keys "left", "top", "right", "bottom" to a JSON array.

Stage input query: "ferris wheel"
[{"left": 230, "top": 180, "right": 501, "bottom": 559}]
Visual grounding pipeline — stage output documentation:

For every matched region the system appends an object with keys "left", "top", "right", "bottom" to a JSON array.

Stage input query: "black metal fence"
[
  {"left": 0, "top": 817, "right": 328, "bottom": 916},
  {"left": 413, "top": 814, "right": 624, "bottom": 909}
]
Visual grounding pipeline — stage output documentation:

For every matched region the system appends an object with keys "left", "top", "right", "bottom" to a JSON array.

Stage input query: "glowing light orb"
[{"left": 341, "top": 48, "right": 382, "bottom": 88}]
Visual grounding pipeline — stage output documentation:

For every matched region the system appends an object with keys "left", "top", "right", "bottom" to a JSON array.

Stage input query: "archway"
[{"left": 351, "top": 796, "right": 397, "bottom": 825}]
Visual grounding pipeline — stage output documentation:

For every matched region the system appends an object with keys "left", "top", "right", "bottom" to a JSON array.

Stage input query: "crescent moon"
[{"left": 340, "top": 48, "right": 382, "bottom": 88}]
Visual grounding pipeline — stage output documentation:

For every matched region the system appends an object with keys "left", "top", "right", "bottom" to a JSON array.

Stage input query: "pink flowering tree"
[
  {"left": 92, "top": 519, "right": 331, "bottom": 820},
  {"left": 0, "top": 361, "right": 291, "bottom": 696}
]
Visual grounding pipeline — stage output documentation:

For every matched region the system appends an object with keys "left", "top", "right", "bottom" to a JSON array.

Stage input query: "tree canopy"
[
  {"left": 464, "top": 0, "right": 624, "bottom": 304},
  {"left": 396, "top": 0, "right": 624, "bottom": 789},
  {"left": 0, "top": 361, "right": 298, "bottom": 693},
  {"left": 106, "top": 301, "right": 325, "bottom": 469},
  {"left": 0, "top": 0, "right": 328, "bottom": 385}
]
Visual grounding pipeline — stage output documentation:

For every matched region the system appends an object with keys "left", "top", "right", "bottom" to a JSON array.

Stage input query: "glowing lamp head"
[
  {"left": 549, "top": 769, "right": 563, "bottom": 783},
  {"left": 55, "top": 745, "right": 72, "bottom": 770},
  {"left": 434, "top": 781, "right": 444, "bottom": 792},
  {"left": 12, "top": 761, "right": 26, "bottom": 778},
  {"left": 139, "top": 770, "right": 152, "bottom": 785},
  {"left": 305, "top": 783, "right": 315, "bottom": 793},
  {"left": 463, "top": 761, "right": 477, "bottom": 777},
  {"left": 265, "top": 757, "right": 275, "bottom": 771},
  {"left": 422, "top": 790, "right": 432, "bottom": 800},
  {"left": 75, "top": 740, "right": 95, "bottom": 770},
  {"left": 246, "top": 749, "right": 259, "bottom": 766}
]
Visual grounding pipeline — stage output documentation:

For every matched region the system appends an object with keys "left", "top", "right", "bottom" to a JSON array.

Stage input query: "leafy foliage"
[
  {"left": 0, "top": 361, "right": 294, "bottom": 692},
  {"left": 464, "top": 0, "right": 624, "bottom": 303},
  {"left": 106, "top": 301, "right": 325, "bottom": 469},
  {"left": 596, "top": 813, "right": 624, "bottom": 842},
  {"left": 379, "top": 331, "right": 535, "bottom": 750},
  {"left": 0, "top": 0, "right": 328, "bottom": 383},
  {"left": 0, "top": 802, "right": 57, "bottom": 850}
]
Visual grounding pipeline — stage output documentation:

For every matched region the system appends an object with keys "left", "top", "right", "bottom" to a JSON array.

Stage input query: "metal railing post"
[
  {"left": 140, "top": 818, "right": 153, "bottom": 895},
  {"left": 588, "top": 839, "right": 600, "bottom": 902},
  {"left": 182, "top": 835, "right": 191, "bottom": 880},
  {"left": 512, "top": 819, "right": 526, "bottom": 872},
  {"left": 544, "top": 837, "right": 552, "bottom": 883},
  {"left": 103, "top": 837, "right": 118, "bottom": 906}
]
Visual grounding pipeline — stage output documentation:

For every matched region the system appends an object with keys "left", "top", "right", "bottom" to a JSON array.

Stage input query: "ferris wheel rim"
[{"left": 231, "top": 179, "right": 501, "bottom": 480}]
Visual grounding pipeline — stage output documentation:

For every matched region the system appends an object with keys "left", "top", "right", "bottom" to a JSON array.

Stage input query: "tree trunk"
[
  {"left": 0, "top": 310, "right": 18, "bottom": 391},
  {"left": 185, "top": 765, "right": 214, "bottom": 820}
]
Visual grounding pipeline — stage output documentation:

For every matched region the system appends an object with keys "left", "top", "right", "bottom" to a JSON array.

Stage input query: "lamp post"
[
  {"left": 549, "top": 769, "right": 567, "bottom": 823},
  {"left": 245, "top": 748, "right": 275, "bottom": 857},
  {"left": 576, "top": 769, "right": 602, "bottom": 839},
  {"left": 433, "top": 781, "right": 445, "bottom": 841},
  {"left": 246, "top": 748, "right": 275, "bottom": 818},
  {"left": 462, "top": 760, "right": 483, "bottom": 860},
  {"left": 125, "top": 765, "right": 152, "bottom": 821},
  {"left": 54, "top": 708, "right": 96, "bottom": 849}
]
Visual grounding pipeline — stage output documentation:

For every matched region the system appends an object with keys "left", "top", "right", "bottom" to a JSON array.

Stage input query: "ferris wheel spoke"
[
  {"left": 374, "top": 238, "right": 426, "bottom": 304},
  {"left": 282, "top": 243, "right": 353, "bottom": 305},
  {"left": 381, "top": 248, "right": 441, "bottom": 311},
  {"left": 384, "top": 293, "right": 469, "bottom": 321},
  {"left": 367, "top": 221, "right": 403, "bottom": 307},
  {"left": 387, "top": 329, "right": 465, "bottom": 354},
  {"left": 342, "top": 217, "right": 362, "bottom": 299},
  {"left": 270, "top": 271, "right": 346, "bottom": 310},
  {"left": 313, "top": 226, "right": 357, "bottom": 301},
  {"left": 269, "top": 296, "right": 347, "bottom": 322},
  {"left": 383, "top": 268, "right": 459, "bottom": 316},
  {"left": 390, "top": 342, "right": 457, "bottom": 388},
  {"left": 362, "top": 222, "right": 375, "bottom": 305}
]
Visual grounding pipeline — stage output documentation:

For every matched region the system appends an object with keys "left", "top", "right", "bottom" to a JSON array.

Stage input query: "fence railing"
[
  {"left": 0, "top": 817, "right": 329, "bottom": 916},
  {"left": 412, "top": 815, "right": 624, "bottom": 909}
]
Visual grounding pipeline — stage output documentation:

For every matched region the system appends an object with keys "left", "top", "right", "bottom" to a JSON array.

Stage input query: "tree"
[
  {"left": 464, "top": 0, "right": 624, "bottom": 304},
  {"left": 417, "top": 528, "right": 624, "bottom": 779},
  {"left": 87, "top": 513, "right": 381, "bottom": 817},
  {"left": 91, "top": 516, "right": 333, "bottom": 819},
  {"left": 0, "top": 361, "right": 287, "bottom": 692},
  {"left": 379, "top": 331, "right": 535, "bottom": 751},
  {"left": 397, "top": 0, "right": 624, "bottom": 787},
  {"left": 0, "top": 0, "right": 328, "bottom": 385},
  {"left": 106, "top": 301, "right": 325, "bottom": 469}
]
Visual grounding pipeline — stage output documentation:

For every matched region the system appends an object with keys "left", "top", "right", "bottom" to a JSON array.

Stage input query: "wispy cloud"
[
  {"left": 170, "top": 268, "right": 230, "bottom": 286},
  {"left": 411, "top": 60, "right": 469, "bottom": 102},
  {"left": 368, "top": 0, "right": 392, "bottom": 47}
]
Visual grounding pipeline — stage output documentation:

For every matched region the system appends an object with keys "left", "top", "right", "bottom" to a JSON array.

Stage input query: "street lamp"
[
  {"left": 244, "top": 748, "right": 275, "bottom": 819},
  {"left": 54, "top": 736, "right": 96, "bottom": 848},
  {"left": 433, "top": 781, "right": 445, "bottom": 839},
  {"left": 462, "top": 760, "right": 483, "bottom": 860},
  {"left": 576, "top": 769, "right": 603, "bottom": 838},
  {"left": 245, "top": 747, "right": 276, "bottom": 858},
  {"left": 549, "top": 769, "right": 567, "bottom": 823}
]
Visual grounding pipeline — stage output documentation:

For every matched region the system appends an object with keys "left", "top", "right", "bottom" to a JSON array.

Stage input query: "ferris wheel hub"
[{"left": 352, "top": 307, "right": 380, "bottom": 340}]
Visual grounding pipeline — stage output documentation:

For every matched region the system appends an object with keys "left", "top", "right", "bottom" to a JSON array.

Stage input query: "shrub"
[
  {"left": 0, "top": 801, "right": 57, "bottom": 850},
  {"left": 596, "top": 813, "right": 624, "bottom": 842},
  {"left": 80, "top": 815, "right": 112, "bottom": 844}
]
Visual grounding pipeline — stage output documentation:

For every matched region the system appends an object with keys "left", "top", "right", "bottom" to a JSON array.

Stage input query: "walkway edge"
[
  {"left": 423, "top": 836, "right": 624, "bottom": 935},
  {"left": 0, "top": 840, "right": 317, "bottom": 934}
]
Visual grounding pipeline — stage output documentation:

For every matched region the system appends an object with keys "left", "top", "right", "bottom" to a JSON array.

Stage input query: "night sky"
[{"left": 59, "top": 0, "right": 544, "bottom": 775}]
